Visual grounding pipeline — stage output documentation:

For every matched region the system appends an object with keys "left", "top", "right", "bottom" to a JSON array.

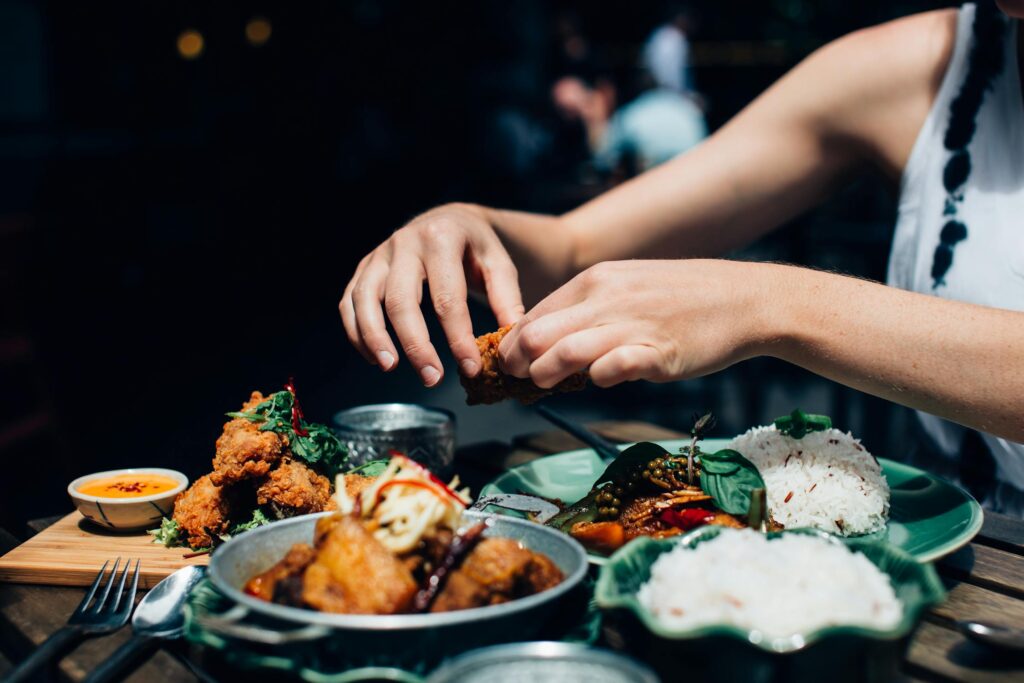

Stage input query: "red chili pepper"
[
  {"left": 389, "top": 454, "right": 465, "bottom": 506},
  {"left": 660, "top": 507, "right": 715, "bottom": 531},
  {"left": 284, "top": 376, "right": 309, "bottom": 437},
  {"left": 373, "top": 479, "right": 454, "bottom": 508}
]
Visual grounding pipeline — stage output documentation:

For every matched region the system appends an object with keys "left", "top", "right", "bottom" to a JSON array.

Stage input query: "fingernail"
[
  {"left": 459, "top": 359, "right": 480, "bottom": 377},
  {"left": 376, "top": 350, "right": 395, "bottom": 370},
  {"left": 420, "top": 366, "right": 441, "bottom": 386}
]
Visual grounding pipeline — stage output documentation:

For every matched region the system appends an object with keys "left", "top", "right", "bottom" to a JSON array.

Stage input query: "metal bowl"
[
  {"left": 333, "top": 404, "right": 456, "bottom": 476},
  {"left": 203, "top": 510, "right": 589, "bottom": 671}
]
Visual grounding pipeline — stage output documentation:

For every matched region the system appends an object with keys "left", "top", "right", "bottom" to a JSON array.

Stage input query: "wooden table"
[{"left": 2, "top": 420, "right": 1024, "bottom": 682}]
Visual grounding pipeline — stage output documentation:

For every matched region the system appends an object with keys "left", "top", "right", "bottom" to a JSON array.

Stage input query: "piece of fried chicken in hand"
[
  {"left": 460, "top": 326, "right": 588, "bottom": 405},
  {"left": 172, "top": 474, "right": 233, "bottom": 548},
  {"left": 256, "top": 458, "right": 334, "bottom": 517},
  {"left": 210, "top": 391, "right": 287, "bottom": 486}
]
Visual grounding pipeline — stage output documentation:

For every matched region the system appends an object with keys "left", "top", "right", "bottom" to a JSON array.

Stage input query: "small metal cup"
[
  {"left": 426, "top": 642, "right": 659, "bottom": 683},
  {"left": 332, "top": 404, "right": 456, "bottom": 476}
]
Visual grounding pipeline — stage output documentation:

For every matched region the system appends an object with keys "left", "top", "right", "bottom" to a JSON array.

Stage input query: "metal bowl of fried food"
[{"left": 200, "top": 510, "right": 589, "bottom": 673}]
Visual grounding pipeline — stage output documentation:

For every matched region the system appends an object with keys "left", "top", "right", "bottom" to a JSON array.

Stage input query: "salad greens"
[
  {"left": 150, "top": 508, "right": 274, "bottom": 550},
  {"left": 148, "top": 516, "right": 182, "bottom": 547}
]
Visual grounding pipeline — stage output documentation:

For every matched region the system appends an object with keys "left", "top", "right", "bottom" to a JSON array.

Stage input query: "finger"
[
  {"left": 529, "top": 324, "right": 627, "bottom": 389},
  {"left": 498, "top": 267, "right": 595, "bottom": 366},
  {"left": 424, "top": 251, "right": 482, "bottom": 378},
  {"left": 341, "top": 288, "right": 376, "bottom": 365},
  {"left": 588, "top": 344, "right": 663, "bottom": 387},
  {"left": 384, "top": 255, "right": 444, "bottom": 387},
  {"left": 464, "top": 231, "right": 526, "bottom": 327},
  {"left": 340, "top": 259, "right": 376, "bottom": 364},
  {"left": 500, "top": 303, "right": 595, "bottom": 379},
  {"left": 478, "top": 249, "right": 526, "bottom": 328},
  {"left": 352, "top": 256, "right": 400, "bottom": 371}
]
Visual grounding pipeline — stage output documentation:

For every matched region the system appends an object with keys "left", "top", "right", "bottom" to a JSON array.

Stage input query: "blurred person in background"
[
  {"left": 342, "top": 2, "right": 1024, "bottom": 514},
  {"left": 642, "top": 4, "right": 699, "bottom": 97},
  {"left": 551, "top": 67, "right": 707, "bottom": 175}
]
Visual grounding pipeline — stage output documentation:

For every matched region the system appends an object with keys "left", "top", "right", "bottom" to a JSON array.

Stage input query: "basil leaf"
[
  {"left": 773, "top": 409, "right": 832, "bottom": 439},
  {"left": 595, "top": 442, "right": 670, "bottom": 486},
  {"left": 698, "top": 450, "right": 741, "bottom": 475},
  {"left": 347, "top": 459, "right": 390, "bottom": 477},
  {"left": 224, "top": 389, "right": 349, "bottom": 478},
  {"left": 699, "top": 448, "right": 765, "bottom": 515}
]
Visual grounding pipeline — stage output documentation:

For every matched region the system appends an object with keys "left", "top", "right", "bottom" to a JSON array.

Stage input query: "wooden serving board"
[{"left": 0, "top": 512, "right": 208, "bottom": 589}]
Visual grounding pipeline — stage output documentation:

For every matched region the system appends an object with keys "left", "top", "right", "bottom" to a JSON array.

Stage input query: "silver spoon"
[
  {"left": 957, "top": 620, "right": 1024, "bottom": 653},
  {"left": 470, "top": 493, "right": 561, "bottom": 524},
  {"left": 82, "top": 565, "right": 207, "bottom": 683}
]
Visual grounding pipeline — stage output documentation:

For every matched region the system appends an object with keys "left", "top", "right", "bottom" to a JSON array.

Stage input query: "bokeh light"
[
  {"left": 245, "top": 17, "right": 272, "bottom": 47},
  {"left": 176, "top": 29, "right": 204, "bottom": 60}
]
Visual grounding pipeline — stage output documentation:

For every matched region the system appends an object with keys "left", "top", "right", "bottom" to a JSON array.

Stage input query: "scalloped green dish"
[
  {"left": 480, "top": 438, "right": 984, "bottom": 565},
  {"left": 594, "top": 526, "right": 945, "bottom": 653}
]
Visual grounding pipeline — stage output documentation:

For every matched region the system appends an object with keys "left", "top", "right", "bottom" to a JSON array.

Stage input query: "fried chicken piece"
[
  {"left": 430, "top": 538, "right": 563, "bottom": 612},
  {"left": 460, "top": 326, "right": 588, "bottom": 405},
  {"left": 172, "top": 474, "right": 232, "bottom": 548},
  {"left": 256, "top": 458, "right": 333, "bottom": 517},
  {"left": 301, "top": 515, "right": 417, "bottom": 614},
  {"left": 210, "top": 391, "right": 287, "bottom": 486}
]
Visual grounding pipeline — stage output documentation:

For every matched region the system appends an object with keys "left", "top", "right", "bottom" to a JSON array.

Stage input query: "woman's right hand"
[{"left": 340, "top": 203, "right": 526, "bottom": 387}]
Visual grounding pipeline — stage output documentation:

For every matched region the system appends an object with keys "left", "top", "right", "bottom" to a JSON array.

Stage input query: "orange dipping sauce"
[{"left": 77, "top": 473, "right": 181, "bottom": 498}]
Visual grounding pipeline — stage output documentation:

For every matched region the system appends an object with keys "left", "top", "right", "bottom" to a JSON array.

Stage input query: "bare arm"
[
  {"left": 340, "top": 10, "right": 955, "bottom": 385},
  {"left": 498, "top": 260, "right": 1024, "bottom": 442},
  {"left": 767, "top": 267, "right": 1024, "bottom": 442},
  {"left": 562, "top": 10, "right": 953, "bottom": 268}
]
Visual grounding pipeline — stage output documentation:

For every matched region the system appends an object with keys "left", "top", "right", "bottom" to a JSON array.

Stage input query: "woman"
[{"left": 341, "top": 2, "right": 1024, "bottom": 512}]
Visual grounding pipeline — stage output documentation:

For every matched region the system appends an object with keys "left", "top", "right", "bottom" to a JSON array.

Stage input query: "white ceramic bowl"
[{"left": 68, "top": 468, "right": 188, "bottom": 531}]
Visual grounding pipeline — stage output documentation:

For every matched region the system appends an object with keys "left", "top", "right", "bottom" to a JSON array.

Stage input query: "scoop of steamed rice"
[
  {"left": 725, "top": 425, "right": 889, "bottom": 536},
  {"left": 638, "top": 528, "right": 902, "bottom": 638}
]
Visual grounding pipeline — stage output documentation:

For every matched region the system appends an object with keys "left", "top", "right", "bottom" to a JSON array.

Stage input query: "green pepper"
[{"left": 773, "top": 409, "right": 832, "bottom": 439}]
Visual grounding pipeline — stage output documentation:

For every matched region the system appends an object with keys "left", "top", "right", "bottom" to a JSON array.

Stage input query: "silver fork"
[{"left": 4, "top": 558, "right": 141, "bottom": 683}]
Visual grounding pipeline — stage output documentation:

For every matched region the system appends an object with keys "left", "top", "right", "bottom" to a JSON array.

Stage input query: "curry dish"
[{"left": 245, "top": 456, "right": 564, "bottom": 614}]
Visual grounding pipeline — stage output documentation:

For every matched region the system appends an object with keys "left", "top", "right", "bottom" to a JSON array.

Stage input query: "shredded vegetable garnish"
[{"left": 334, "top": 455, "right": 470, "bottom": 554}]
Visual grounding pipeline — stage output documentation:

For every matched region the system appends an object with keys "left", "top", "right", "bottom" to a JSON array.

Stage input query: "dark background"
[{"left": 1, "top": 0, "right": 955, "bottom": 533}]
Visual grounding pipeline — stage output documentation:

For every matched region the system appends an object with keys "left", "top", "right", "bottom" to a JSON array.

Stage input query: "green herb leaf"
[
  {"left": 148, "top": 517, "right": 183, "bottom": 547},
  {"left": 698, "top": 455, "right": 740, "bottom": 476},
  {"left": 773, "top": 409, "right": 832, "bottom": 439},
  {"left": 228, "top": 390, "right": 349, "bottom": 478},
  {"left": 595, "top": 442, "right": 670, "bottom": 486},
  {"left": 699, "top": 448, "right": 766, "bottom": 515},
  {"left": 346, "top": 459, "right": 390, "bottom": 478},
  {"left": 229, "top": 509, "right": 271, "bottom": 536}
]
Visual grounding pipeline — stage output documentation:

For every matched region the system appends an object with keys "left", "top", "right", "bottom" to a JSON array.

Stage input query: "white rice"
[
  {"left": 637, "top": 528, "right": 902, "bottom": 639},
  {"left": 725, "top": 425, "right": 889, "bottom": 536}
]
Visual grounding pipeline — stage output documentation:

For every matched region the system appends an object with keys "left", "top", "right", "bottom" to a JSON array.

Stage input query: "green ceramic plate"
[
  {"left": 594, "top": 526, "right": 946, "bottom": 653},
  {"left": 480, "top": 438, "right": 984, "bottom": 565}
]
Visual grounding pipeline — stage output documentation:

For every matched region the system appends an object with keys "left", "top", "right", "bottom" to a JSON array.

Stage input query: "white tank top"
[{"left": 888, "top": 3, "right": 1024, "bottom": 512}]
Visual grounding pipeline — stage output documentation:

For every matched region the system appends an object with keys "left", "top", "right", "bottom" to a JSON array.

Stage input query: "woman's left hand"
[{"left": 498, "top": 259, "right": 778, "bottom": 388}]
